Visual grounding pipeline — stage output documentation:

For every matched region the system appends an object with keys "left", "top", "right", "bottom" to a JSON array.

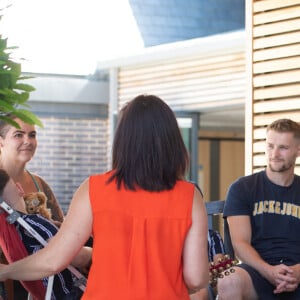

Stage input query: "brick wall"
[{"left": 27, "top": 116, "right": 109, "bottom": 213}]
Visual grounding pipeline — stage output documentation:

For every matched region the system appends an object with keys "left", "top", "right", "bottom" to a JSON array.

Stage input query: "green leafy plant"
[{"left": 0, "top": 6, "right": 43, "bottom": 128}]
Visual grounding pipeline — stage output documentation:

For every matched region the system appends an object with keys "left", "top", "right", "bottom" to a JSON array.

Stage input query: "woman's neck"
[{"left": 0, "top": 160, "right": 27, "bottom": 182}]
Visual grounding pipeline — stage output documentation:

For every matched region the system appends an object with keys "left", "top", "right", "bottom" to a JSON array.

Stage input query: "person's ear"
[{"left": 297, "top": 144, "right": 300, "bottom": 157}]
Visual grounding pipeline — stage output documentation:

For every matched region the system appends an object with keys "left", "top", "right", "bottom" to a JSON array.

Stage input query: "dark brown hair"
[
  {"left": 0, "top": 169, "right": 10, "bottom": 196},
  {"left": 267, "top": 118, "right": 300, "bottom": 140},
  {"left": 0, "top": 114, "right": 17, "bottom": 138},
  {"left": 108, "top": 94, "right": 189, "bottom": 191}
]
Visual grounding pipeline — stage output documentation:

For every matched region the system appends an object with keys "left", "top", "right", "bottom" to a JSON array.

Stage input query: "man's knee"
[
  {"left": 217, "top": 267, "right": 257, "bottom": 300},
  {"left": 217, "top": 270, "right": 241, "bottom": 298}
]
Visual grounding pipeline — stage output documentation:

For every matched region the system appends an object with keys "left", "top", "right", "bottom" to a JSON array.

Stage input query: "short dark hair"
[
  {"left": 0, "top": 169, "right": 10, "bottom": 196},
  {"left": 267, "top": 119, "right": 300, "bottom": 140},
  {"left": 109, "top": 94, "right": 189, "bottom": 191},
  {"left": 0, "top": 114, "right": 17, "bottom": 138}
]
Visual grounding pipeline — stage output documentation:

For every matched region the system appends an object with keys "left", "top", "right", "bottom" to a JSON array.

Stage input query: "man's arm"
[{"left": 228, "top": 215, "right": 296, "bottom": 289}]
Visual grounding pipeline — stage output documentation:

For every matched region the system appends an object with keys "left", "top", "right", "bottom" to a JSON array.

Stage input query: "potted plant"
[{"left": 0, "top": 6, "right": 43, "bottom": 128}]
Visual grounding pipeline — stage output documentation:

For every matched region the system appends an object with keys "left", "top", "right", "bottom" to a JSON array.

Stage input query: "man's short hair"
[{"left": 267, "top": 118, "right": 300, "bottom": 140}]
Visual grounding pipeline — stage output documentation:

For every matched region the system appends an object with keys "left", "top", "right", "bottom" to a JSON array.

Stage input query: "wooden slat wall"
[
  {"left": 248, "top": 0, "right": 300, "bottom": 173},
  {"left": 117, "top": 48, "right": 245, "bottom": 112}
]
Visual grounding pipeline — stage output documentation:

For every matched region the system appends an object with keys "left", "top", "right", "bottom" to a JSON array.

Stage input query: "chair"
[
  {"left": 205, "top": 200, "right": 234, "bottom": 258},
  {"left": 205, "top": 200, "right": 234, "bottom": 300}
]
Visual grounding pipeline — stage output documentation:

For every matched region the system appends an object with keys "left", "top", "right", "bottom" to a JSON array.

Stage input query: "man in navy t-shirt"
[{"left": 218, "top": 118, "right": 300, "bottom": 300}]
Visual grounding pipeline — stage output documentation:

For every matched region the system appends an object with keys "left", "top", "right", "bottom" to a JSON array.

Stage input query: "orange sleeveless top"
[{"left": 82, "top": 172, "right": 194, "bottom": 300}]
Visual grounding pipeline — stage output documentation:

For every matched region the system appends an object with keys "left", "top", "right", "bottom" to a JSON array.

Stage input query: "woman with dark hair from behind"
[{"left": 0, "top": 94, "right": 209, "bottom": 299}]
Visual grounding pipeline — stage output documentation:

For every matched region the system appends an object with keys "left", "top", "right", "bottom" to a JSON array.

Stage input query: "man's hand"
[{"left": 272, "top": 264, "right": 299, "bottom": 294}]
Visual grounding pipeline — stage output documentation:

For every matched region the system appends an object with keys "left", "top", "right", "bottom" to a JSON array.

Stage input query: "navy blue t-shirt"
[
  {"left": 16, "top": 214, "right": 74, "bottom": 300},
  {"left": 224, "top": 170, "right": 300, "bottom": 265}
]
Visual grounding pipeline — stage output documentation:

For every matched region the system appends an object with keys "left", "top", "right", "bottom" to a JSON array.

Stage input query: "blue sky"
[{"left": 1, "top": 0, "right": 144, "bottom": 75}]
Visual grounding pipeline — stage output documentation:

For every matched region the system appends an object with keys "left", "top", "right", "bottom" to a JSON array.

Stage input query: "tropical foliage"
[{"left": 0, "top": 6, "right": 43, "bottom": 128}]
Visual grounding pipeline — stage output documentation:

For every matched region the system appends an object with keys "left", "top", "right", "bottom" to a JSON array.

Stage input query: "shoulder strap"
[
  {"left": 26, "top": 172, "right": 65, "bottom": 223},
  {"left": 0, "top": 198, "right": 87, "bottom": 294},
  {"left": 26, "top": 170, "right": 41, "bottom": 192},
  {"left": 0, "top": 211, "right": 46, "bottom": 299}
]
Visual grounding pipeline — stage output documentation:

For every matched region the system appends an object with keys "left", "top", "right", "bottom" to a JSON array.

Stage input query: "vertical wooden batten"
[{"left": 247, "top": 0, "right": 300, "bottom": 174}]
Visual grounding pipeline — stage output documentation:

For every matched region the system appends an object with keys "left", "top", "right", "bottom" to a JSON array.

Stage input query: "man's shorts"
[{"left": 237, "top": 263, "right": 300, "bottom": 300}]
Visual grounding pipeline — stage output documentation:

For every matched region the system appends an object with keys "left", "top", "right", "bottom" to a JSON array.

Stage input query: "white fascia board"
[
  {"left": 25, "top": 75, "right": 109, "bottom": 104},
  {"left": 96, "top": 30, "right": 245, "bottom": 70}
]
